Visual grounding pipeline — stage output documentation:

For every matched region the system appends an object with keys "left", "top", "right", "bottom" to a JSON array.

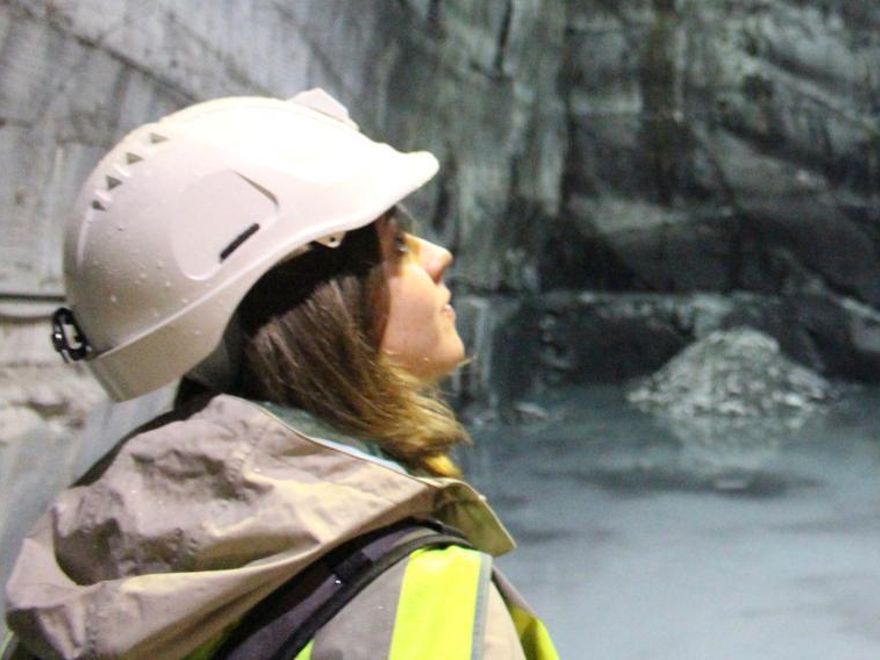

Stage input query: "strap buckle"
[{"left": 51, "top": 307, "right": 90, "bottom": 362}]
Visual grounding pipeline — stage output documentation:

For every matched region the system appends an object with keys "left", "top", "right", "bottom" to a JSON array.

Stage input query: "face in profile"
[{"left": 377, "top": 215, "right": 465, "bottom": 382}]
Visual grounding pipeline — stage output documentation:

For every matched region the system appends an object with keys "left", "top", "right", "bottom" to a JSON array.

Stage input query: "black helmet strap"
[{"left": 51, "top": 307, "right": 90, "bottom": 362}]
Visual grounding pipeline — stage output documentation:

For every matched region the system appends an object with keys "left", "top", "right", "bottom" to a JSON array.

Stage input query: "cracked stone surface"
[
  {"left": 0, "top": 316, "right": 106, "bottom": 442},
  {"left": 1, "top": 1, "right": 878, "bottom": 405}
]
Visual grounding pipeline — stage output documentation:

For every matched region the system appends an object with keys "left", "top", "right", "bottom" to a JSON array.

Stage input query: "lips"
[
  {"left": 440, "top": 287, "right": 454, "bottom": 315},
  {"left": 440, "top": 286, "right": 452, "bottom": 310}
]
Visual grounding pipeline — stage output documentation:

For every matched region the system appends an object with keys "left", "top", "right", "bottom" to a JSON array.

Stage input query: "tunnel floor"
[
  {"left": 3, "top": 385, "right": 878, "bottom": 658},
  {"left": 464, "top": 384, "right": 880, "bottom": 660}
]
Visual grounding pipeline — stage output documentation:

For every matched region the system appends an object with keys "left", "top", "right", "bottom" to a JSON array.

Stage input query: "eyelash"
[{"left": 394, "top": 232, "right": 409, "bottom": 255}]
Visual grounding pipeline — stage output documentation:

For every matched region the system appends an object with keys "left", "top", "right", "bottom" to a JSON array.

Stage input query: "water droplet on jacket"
[{"left": 110, "top": 295, "right": 118, "bottom": 304}]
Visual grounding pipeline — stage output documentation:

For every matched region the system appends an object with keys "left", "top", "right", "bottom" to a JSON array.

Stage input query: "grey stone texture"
[
  {"left": 628, "top": 327, "right": 836, "bottom": 418},
  {"left": 1, "top": 0, "right": 878, "bottom": 420},
  {"left": 0, "top": 307, "right": 105, "bottom": 440}
]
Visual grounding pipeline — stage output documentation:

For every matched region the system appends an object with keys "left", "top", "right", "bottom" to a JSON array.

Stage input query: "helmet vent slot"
[
  {"left": 219, "top": 223, "right": 261, "bottom": 262},
  {"left": 149, "top": 133, "right": 169, "bottom": 144},
  {"left": 106, "top": 176, "right": 122, "bottom": 190},
  {"left": 126, "top": 152, "right": 144, "bottom": 165},
  {"left": 91, "top": 200, "right": 106, "bottom": 211}
]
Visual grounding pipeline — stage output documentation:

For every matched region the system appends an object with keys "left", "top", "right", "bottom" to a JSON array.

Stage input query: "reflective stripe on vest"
[
  {"left": 189, "top": 545, "right": 559, "bottom": 659},
  {"left": 293, "top": 640, "right": 312, "bottom": 659},
  {"left": 389, "top": 546, "right": 491, "bottom": 660},
  {"left": 492, "top": 569, "right": 560, "bottom": 660},
  {"left": 310, "top": 545, "right": 490, "bottom": 658}
]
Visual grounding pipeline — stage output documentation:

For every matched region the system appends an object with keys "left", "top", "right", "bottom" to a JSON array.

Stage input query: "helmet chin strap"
[
  {"left": 51, "top": 307, "right": 90, "bottom": 363},
  {"left": 186, "top": 312, "right": 243, "bottom": 391}
]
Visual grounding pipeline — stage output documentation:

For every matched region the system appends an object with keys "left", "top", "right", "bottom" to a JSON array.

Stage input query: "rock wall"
[
  {"left": 460, "top": 0, "right": 880, "bottom": 406},
  {"left": 0, "top": 308, "right": 104, "bottom": 440},
  {"left": 1, "top": 0, "right": 878, "bottom": 420},
  {"left": 555, "top": 1, "right": 880, "bottom": 297}
]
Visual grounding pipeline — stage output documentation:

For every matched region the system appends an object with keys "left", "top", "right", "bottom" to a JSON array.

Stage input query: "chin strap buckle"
[{"left": 51, "top": 307, "right": 90, "bottom": 363}]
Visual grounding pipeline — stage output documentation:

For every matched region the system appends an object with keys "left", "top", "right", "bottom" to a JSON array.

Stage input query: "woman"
[{"left": 4, "top": 90, "right": 557, "bottom": 659}]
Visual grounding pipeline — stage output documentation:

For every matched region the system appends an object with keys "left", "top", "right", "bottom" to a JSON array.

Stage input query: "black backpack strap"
[
  {"left": 214, "top": 518, "right": 473, "bottom": 660},
  {"left": 0, "top": 634, "right": 37, "bottom": 660}
]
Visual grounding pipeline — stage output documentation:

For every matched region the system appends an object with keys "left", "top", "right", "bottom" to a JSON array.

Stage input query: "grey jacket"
[{"left": 5, "top": 395, "right": 529, "bottom": 659}]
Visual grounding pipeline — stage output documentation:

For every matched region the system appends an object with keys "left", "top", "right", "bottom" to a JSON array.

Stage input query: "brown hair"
[{"left": 234, "top": 216, "right": 467, "bottom": 477}]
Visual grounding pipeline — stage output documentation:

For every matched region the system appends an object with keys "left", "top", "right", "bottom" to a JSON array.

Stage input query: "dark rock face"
[
  {"left": 554, "top": 1, "right": 880, "bottom": 305},
  {"left": 374, "top": 0, "right": 569, "bottom": 293},
  {"left": 454, "top": 287, "right": 880, "bottom": 410},
  {"left": 310, "top": 1, "right": 879, "bottom": 406},
  {"left": 410, "top": 0, "right": 880, "bottom": 407}
]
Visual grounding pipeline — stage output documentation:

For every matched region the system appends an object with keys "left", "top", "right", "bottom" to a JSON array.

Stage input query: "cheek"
[
  {"left": 379, "top": 263, "right": 465, "bottom": 380},
  {"left": 381, "top": 276, "right": 439, "bottom": 354}
]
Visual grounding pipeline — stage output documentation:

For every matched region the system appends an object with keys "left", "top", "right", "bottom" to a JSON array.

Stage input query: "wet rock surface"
[
  {"left": 2, "top": 1, "right": 878, "bottom": 400},
  {"left": 455, "top": 288, "right": 880, "bottom": 416},
  {"left": 0, "top": 316, "right": 105, "bottom": 443},
  {"left": 554, "top": 1, "right": 880, "bottom": 302},
  {"left": 0, "top": 364, "right": 103, "bottom": 441}
]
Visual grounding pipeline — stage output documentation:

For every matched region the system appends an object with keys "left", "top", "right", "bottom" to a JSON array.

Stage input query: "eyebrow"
[{"left": 393, "top": 204, "right": 418, "bottom": 233}]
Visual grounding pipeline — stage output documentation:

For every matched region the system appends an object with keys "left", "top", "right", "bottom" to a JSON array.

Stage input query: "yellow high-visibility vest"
[{"left": 183, "top": 545, "right": 559, "bottom": 660}]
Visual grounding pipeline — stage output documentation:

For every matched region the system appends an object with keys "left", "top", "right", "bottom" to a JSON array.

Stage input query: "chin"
[
  {"left": 430, "top": 343, "right": 468, "bottom": 382},
  {"left": 410, "top": 351, "right": 466, "bottom": 385}
]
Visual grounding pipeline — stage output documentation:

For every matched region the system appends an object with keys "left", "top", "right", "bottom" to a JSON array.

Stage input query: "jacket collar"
[{"left": 5, "top": 394, "right": 513, "bottom": 659}]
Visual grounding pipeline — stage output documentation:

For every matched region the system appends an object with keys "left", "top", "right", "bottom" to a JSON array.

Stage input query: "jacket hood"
[{"left": 5, "top": 394, "right": 513, "bottom": 659}]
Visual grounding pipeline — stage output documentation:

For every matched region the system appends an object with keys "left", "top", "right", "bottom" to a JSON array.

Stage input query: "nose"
[{"left": 417, "top": 237, "right": 453, "bottom": 283}]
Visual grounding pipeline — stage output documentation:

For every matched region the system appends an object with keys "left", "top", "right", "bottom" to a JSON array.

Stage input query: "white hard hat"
[{"left": 52, "top": 89, "right": 439, "bottom": 401}]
